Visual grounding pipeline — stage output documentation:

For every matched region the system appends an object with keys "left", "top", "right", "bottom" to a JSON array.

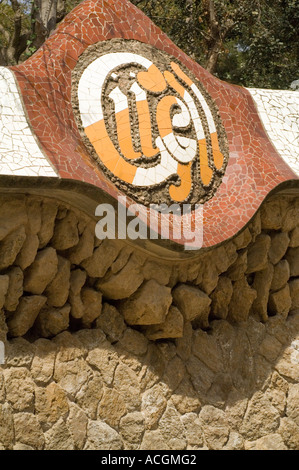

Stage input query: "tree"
[
  {"left": 215, "top": 0, "right": 299, "bottom": 88},
  {"left": 132, "top": 0, "right": 299, "bottom": 89},
  {"left": 0, "top": 0, "right": 298, "bottom": 89},
  {"left": 31, "top": 0, "right": 67, "bottom": 50},
  {"left": 131, "top": 1, "right": 260, "bottom": 74},
  {"left": 0, "top": 0, "right": 31, "bottom": 65},
  {"left": 0, "top": 0, "right": 79, "bottom": 65}
]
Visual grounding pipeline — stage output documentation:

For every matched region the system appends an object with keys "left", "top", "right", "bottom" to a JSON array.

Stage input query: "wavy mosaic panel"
[{"left": 0, "top": 0, "right": 297, "bottom": 252}]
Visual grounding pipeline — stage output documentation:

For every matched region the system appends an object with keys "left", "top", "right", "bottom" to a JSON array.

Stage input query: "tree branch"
[
  {"left": 206, "top": 0, "right": 220, "bottom": 40},
  {"left": 0, "top": 23, "right": 11, "bottom": 43},
  {"left": 16, "top": 31, "right": 31, "bottom": 59},
  {"left": 10, "top": 0, "right": 20, "bottom": 13},
  {"left": 12, "top": 8, "right": 22, "bottom": 51}
]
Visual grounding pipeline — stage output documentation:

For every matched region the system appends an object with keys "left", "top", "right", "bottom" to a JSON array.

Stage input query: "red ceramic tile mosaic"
[{"left": 10, "top": 0, "right": 298, "bottom": 249}]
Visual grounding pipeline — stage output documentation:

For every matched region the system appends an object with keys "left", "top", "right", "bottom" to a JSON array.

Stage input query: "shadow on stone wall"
[
  {"left": 0, "top": 309, "right": 298, "bottom": 450},
  {"left": 0, "top": 192, "right": 298, "bottom": 450}
]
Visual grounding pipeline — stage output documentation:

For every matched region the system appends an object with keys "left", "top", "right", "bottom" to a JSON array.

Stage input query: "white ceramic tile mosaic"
[
  {"left": 78, "top": 52, "right": 153, "bottom": 127},
  {"left": 0, "top": 67, "right": 57, "bottom": 178},
  {"left": 247, "top": 88, "right": 299, "bottom": 176}
]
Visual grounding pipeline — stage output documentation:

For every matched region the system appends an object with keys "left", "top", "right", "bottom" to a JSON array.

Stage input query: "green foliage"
[
  {"left": 0, "top": 0, "right": 298, "bottom": 89},
  {"left": 0, "top": 0, "right": 30, "bottom": 47},
  {"left": 0, "top": 0, "right": 82, "bottom": 64},
  {"left": 133, "top": 0, "right": 299, "bottom": 89},
  {"left": 0, "top": 0, "right": 32, "bottom": 65},
  {"left": 216, "top": 0, "right": 299, "bottom": 88},
  {"left": 132, "top": 0, "right": 204, "bottom": 62}
]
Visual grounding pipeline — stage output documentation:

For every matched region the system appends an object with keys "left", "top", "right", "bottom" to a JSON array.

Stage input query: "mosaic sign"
[
  {"left": 73, "top": 41, "right": 229, "bottom": 206},
  {"left": 3, "top": 0, "right": 297, "bottom": 249}
]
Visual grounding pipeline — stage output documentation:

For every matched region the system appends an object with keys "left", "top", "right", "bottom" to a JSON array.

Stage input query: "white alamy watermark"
[
  {"left": 0, "top": 341, "right": 4, "bottom": 365},
  {"left": 95, "top": 196, "right": 203, "bottom": 250}
]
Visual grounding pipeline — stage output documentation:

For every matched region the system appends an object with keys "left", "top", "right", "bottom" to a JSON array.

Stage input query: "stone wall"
[{"left": 0, "top": 192, "right": 298, "bottom": 450}]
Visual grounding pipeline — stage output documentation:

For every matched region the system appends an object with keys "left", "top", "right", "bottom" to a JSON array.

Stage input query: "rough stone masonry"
[{"left": 0, "top": 192, "right": 298, "bottom": 450}]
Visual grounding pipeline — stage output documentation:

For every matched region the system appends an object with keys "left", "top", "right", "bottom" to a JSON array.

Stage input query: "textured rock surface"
[
  {"left": 268, "top": 285, "right": 292, "bottom": 317},
  {"left": 45, "top": 256, "right": 71, "bottom": 307},
  {"left": 0, "top": 193, "right": 298, "bottom": 450},
  {"left": 51, "top": 211, "right": 79, "bottom": 251},
  {"left": 252, "top": 264, "right": 274, "bottom": 322},
  {"left": 96, "top": 257, "right": 143, "bottom": 300},
  {"left": 34, "top": 305, "right": 71, "bottom": 338},
  {"left": 246, "top": 234, "right": 271, "bottom": 273},
  {"left": 228, "top": 277, "right": 257, "bottom": 322},
  {"left": 119, "top": 280, "right": 172, "bottom": 325},
  {"left": 172, "top": 284, "right": 211, "bottom": 326},
  {"left": 16, "top": 234, "right": 39, "bottom": 270},
  {"left": 290, "top": 279, "right": 299, "bottom": 310},
  {"left": 4, "top": 267, "right": 23, "bottom": 312},
  {"left": 0, "top": 193, "right": 298, "bottom": 341},
  {"left": 144, "top": 306, "right": 184, "bottom": 340},
  {"left": 24, "top": 247, "right": 58, "bottom": 295},
  {"left": 285, "top": 247, "right": 299, "bottom": 277},
  {"left": 0, "top": 226, "right": 26, "bottom": 270},
  {"left": 0, "top": 275, "right": 9, "bottom": 309},
  {"left": 210, "top": 276, "right": 233, "bottom": 319},
  {"left": 7, "top": 296, "right": 47, "bottom": 337},
  {"left": 271, "top": 260, "right": 290, "bottom": 292},
  {"left": 0, "top": 310, "right": 298, "bottom": 450}
]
